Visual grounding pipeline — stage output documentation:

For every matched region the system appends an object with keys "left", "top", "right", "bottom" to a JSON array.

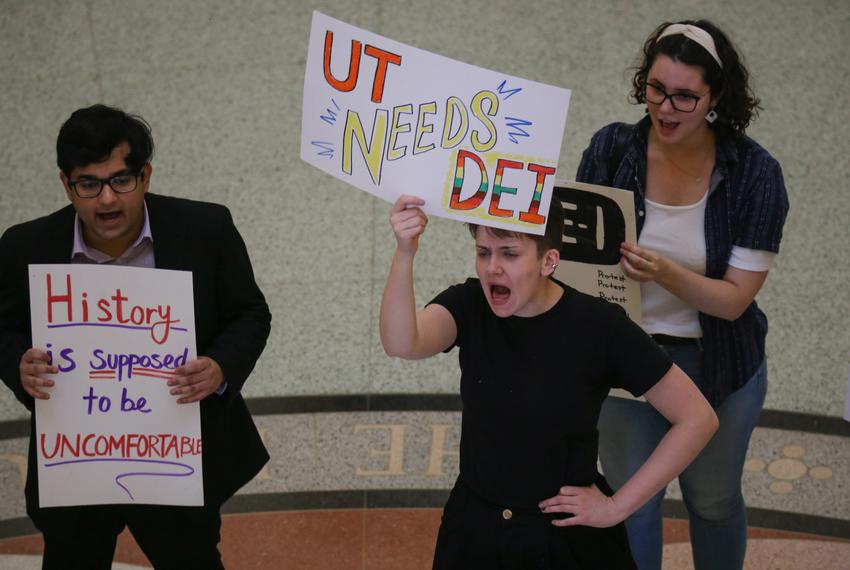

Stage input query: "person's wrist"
[
  {"left": 394, "top": 245, "right": 417, "bottom": 260},
  {"left": 607, "top": 494, "right": 629, "bottom": 524},
  {"left": 655, "top": 256, "right": 677, "bottom": 285}
]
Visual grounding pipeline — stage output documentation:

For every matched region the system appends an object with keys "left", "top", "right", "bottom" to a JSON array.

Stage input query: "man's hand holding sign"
[
  {"left": 170, "top": 356, "right": 224, "bottom": 404},
  {"left": 19, "top": 348, "right": 57, "bottom": 400}
]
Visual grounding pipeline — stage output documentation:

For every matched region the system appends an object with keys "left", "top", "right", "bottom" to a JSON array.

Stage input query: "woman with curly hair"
[{"left": 576, "top": 19, "right": 790, "bottom": 570}]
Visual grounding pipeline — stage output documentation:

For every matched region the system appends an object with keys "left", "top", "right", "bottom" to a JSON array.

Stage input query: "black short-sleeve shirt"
[{"left": 430, "top": 278, "right": 672, "bottom": 508}]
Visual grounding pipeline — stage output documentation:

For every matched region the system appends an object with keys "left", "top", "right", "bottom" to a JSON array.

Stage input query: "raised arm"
[
  {"left": 540, "top": 364, "right": 718, "bottom": 527},
  {"left": 379, "top": 195, "right": 456, "bottom": 360}
]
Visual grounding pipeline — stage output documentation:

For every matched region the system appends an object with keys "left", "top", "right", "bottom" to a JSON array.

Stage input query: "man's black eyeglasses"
[{"left": 68, "top": 172, "right": 143, "bottom": 199}]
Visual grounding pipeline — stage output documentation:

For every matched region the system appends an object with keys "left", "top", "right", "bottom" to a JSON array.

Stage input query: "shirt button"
[{"left": 502, "top": 509, "right": 513, "bottom": 520}]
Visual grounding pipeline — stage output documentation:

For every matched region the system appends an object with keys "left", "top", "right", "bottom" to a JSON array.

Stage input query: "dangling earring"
[{"left": 705, "top": 108, "right": 718, "bottom": 123}]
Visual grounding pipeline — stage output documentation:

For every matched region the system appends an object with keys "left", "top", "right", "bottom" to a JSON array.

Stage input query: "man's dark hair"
[
  {"left": 630, "top": 19, "right": 761, "bottom": 138},
  {"left": 56, "top": 104, "right": 154, "bottom": 176},
  {"left": 467, "top": 198, "right": 564, "bottom": 257}
]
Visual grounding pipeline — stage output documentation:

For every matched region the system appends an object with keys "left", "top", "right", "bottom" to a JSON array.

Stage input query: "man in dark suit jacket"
[{"left": 0, "top": 105, "right": 271, "bottom": 569}]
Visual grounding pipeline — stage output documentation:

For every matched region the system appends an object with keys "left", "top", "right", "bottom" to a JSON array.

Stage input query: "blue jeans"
[{"left": 598, "top": 344, "right": 767, "bottom": 570}]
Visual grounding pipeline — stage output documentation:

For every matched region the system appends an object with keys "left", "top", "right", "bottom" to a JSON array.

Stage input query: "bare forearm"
[
  {"left": 655, "top": 263, "right": 751, "bottom": 320},
  {"left": 610, "top": 410, "right": 717, "bottom": 519},
  {"left": 620, "top": 243, "right": 767, "bottom": 321},
  {"left": 379, "top": 249, "right": 420, "bottom": 358},
  {"left": 538, "top": 401, "right": 716, "bottom": 528}
]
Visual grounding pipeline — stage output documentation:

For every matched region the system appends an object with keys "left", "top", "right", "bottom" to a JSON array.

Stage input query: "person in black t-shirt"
[{"left": 379, "top": 194, "right": 718, "bottom": 569}]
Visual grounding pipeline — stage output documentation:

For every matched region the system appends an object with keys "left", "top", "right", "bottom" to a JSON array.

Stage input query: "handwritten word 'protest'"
[{"left": 43, "top": 273, "right": 185, "bottom": 344}]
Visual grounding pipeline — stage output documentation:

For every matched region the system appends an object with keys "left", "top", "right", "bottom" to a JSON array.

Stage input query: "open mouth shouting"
[
  {"left": 483, "top": 280, "right": 518, "bottom": 316},
  {"left": 489, "top": 283, "right": 511, "bottom": 306}
]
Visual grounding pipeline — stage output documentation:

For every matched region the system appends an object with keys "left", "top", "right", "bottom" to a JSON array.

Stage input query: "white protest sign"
[
  {"left": 301, "top": 11, "right": 571, "bottom": 235},
  {"left": 29, "top": 265, "right": 202, "bottom": 507},
  {"left": 553, "top": 181, "right": 642, "bottom": 323}
]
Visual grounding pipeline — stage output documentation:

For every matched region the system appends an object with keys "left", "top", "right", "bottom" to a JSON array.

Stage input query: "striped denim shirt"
[{"left": 576, "top": 116, "right": 790, "bottom": 407}]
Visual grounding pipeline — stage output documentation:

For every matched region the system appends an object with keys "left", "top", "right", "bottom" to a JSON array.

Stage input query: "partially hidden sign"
[
  {"left": 29, "top": 265, "right": 202, "bottom": 507},
  {"left": 301, "top": 11, "right": 572, "bottom": 235},
  {"left": 553, "top": 181, "right": 642, "bottom": 324}
]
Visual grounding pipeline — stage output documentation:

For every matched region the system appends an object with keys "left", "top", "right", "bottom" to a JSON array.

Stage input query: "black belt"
[
  {"left": 456, "top": 481, "right": 562, "bottom": 523},
  {"left": 650, "top": 334, "right": 702, "bottom": 348},
  {"left": 455, "top": 474, "right": 612, "bottom": 523}
]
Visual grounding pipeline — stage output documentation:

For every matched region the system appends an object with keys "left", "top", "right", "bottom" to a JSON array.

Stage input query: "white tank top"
[{"left": 639, "top": 191, "right": 708, "bottom": 337}]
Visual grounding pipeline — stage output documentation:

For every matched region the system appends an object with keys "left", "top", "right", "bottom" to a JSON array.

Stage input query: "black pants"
[
  {"left": 29, "top": 503, "right": 224, "bottom": 570},
  {"left": 433, "top": 478, "right": 636, "bottom": 570}
]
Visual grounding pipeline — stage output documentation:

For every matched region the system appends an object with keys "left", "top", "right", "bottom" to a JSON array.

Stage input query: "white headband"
[{"left": 656, "top": 23, "right": 723, "bottom": 69}]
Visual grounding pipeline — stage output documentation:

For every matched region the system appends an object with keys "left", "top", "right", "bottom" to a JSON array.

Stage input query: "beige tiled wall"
[{"left": 1, "top": 0, "right": 846, "bottom": 420}]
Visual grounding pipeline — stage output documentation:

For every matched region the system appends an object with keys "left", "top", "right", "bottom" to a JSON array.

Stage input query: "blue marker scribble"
[
  {"left": 45, "top": 457, "right": 195, "bottom": 500},
  {"left": 505, "top": 117, "right": 533, "bottom": 144},
  {"left": 320, "top": 99, "right": 341, "bottom": 126},
  {"left": 311, "top": 141, "right": 335, "bottom": 158},
  {"left": 496, "top": 80, "right": 523, "bottom": 100}
]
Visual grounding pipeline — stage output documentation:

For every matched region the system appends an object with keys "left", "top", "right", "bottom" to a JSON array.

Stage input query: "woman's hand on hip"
[{"left": 538, "top": 484, "right": 626, "bottom": 528}]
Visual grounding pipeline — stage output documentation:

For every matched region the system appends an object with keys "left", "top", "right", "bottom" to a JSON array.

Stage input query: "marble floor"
[
  {"left": 0, "top": 514, "right": 847, "bottom": 569},
  {"left": 0, "top": 401, "right": 848, "bottom": 567}
]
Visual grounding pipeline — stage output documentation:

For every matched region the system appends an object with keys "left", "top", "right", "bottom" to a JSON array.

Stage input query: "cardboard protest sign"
[
  {"left": 301, "top": 11, "right": 571, "bottom": 235},
  {"left": 29, "top": 265, "right": 202, "bottom": 507},
  {"left": 553, "top": 181, "right": 641, "bottom": 323}
]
